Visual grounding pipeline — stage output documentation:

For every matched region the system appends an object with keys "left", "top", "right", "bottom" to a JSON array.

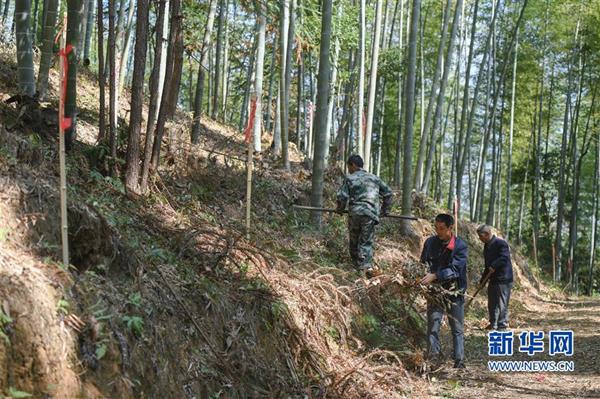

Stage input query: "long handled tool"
[
  {"left": 292, "top": 205, "right": 418, "bottom": 220},
  {"left": 466, "top": 267, "right": 495, "bottom": 309}
]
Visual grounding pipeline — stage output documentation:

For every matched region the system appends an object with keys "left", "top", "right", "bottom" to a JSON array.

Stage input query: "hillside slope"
[{"left": 1, "top": 44, "right": 596, "bottom": 399}]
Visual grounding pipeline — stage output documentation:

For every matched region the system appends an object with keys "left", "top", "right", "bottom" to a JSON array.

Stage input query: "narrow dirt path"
[{"left": 427, "top": 297, "right": 600, "bottom": 398}]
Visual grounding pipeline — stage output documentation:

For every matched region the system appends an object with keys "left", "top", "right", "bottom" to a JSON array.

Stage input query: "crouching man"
[
  {"left": 420, "top": 214, "right": 468, "bottom": 369},
  {"left": 336, "top": 155, "right": 393, "bottom": 278}
]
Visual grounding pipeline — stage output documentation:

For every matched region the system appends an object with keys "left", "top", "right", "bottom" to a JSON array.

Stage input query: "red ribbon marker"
[
  {"left": 243, "top": 97, "right": 257, "bottom": 143},
  {"left": 58, "top": 44, "right": 73, "bottom": 131}
]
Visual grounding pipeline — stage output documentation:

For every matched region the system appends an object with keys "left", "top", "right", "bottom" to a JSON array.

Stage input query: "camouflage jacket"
[{"left": 336, "top": 170, "right": 393, "bottom": 222}]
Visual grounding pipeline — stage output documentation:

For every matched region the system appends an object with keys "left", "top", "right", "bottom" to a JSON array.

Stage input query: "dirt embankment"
[{"left": 0, "top": 42, "right": 557, "bottom": 398}]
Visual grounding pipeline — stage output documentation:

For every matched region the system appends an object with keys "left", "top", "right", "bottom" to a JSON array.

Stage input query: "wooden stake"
[
  {"left": 59, "top": 14, "right": 69, "bottom": 268},
  {"left": 552, "top": 244, "right": 556, "bottom": 282},
  {"left": 532, "top": 229, "right": 538, "bottom": 269},
  {"left": 245, "top": 139, "right": 253, "bottom": 240},
  {"left": 454, "top": 195, "right": 459, "bottom": 236}
]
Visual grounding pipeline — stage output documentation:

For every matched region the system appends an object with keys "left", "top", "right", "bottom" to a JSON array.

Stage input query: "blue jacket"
[
  {"left": 420, "top": 235, "right": 469, "bottom": 292},
  {"left": 482, "top": 236, "right": 513, "bottom": 284}
]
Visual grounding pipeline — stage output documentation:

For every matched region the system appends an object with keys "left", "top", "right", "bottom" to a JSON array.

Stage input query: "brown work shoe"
[
  {"left": 426, "top": 355, "right": 446, "bottom": 373},
  {"left": 365, "top": 266, "right": 382, "bottom": 279}
]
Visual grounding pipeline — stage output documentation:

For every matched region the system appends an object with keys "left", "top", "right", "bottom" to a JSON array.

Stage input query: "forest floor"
[{"left": 429, "top": 296, "right": 600, "bottom": 398}]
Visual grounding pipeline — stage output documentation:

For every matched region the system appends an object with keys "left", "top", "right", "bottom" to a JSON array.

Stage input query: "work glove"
[
  {"left": 479, "top": 267, "right": 495, "bottom": 286},
  {"left": 335, "top": 202, "right": 345, "bottom": 215}
]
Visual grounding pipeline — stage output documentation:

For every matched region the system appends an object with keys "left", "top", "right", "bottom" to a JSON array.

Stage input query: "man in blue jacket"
[
  {"left": 420, "top": 214, "right": 468, "bottom": 369},
  {"left": 477, "top": 225, "right": 513, "bottom": 330}
]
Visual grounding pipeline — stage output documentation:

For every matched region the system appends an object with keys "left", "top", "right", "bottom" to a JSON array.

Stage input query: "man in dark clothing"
[
  {"left": 420, "top": 214, "right": 468, "bottom": 369},
  {"left": 336, "top": 155, "right": 393, "bottom": 278},
  {"left": 477, "top": 225, "right": 513, "bottom": 330}
]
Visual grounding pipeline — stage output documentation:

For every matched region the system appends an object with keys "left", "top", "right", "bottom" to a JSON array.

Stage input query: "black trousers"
[
  {"left": 426, "top": 294, "right": 464, "bottom": 362},
  {"left": 487, "top": 282, "right": 513, "bottom": 329}
]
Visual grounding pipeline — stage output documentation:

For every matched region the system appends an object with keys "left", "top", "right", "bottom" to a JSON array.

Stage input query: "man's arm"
[
  {"left": 437, "top": 239, "right": 468, "bottom": 282},
  {"left": 420, "top": 238, "right": 438, "bottom": 284},
  {"left": 479, "top": 266, "right": 495, "bottom": 285},
  {"left": 479, "top": 245, "right": 492, "bottom": 284},
  {"left": 491, "top": 240, "right": 511, "bottom": 271},
  {"left": 336, "top": 178, "right": 349, "bottom": 211},
  {"left": 379, "top": 179, "right": 394, "bottom": 215},
  {"left": 420, "top": 237, "right": 429, "bottom": 264}
]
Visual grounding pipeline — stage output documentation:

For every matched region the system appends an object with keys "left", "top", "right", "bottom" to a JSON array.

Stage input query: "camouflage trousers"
[{"left": 348, "top": 215, "right": 376, "bottom": 271}]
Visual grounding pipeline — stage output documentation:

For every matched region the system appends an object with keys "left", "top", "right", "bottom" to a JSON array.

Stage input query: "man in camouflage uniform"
[{"left": 336, "top": 155, "right": 393, "bottom": 278}]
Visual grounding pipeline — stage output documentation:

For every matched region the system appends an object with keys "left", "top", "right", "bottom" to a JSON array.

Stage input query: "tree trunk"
[
  {"left": 211, "top": 0, "right": 226, "bottom": 120},
  {"left": 296, "top": 44, "right": 304, "bottom": 149},
  {"left": 401, "top": 0, "right": 420, "bottom": 223},
  {"left": 37, "top": 0, "right": 59, "bottom": 99},
  {"left": 533, "top": 6, "right": 550, "bottom": 245},
  {"left": 106, "top": 0, "right": 125, "bottom": 123},
  {"left": 414, "top": 0, "right": 452, "bottom": 187},
  {"left": 252, "top": 0, "right": 266, "bottom": 152},
  {"left": 457, "top": 0, "right": 495, "bottom": 213},
  {"left": 280, "top": 0, "right": 293, "bottom": 169},
  {"left": 543, "top": 62, "right": 556, "bottom": 177},
  {"left": 206, "top": 23, "right": 212, "bottom": 116},
  {"left": 421, "top": 0, "right": 463, "bottom": 192},
  {"left": 2, "top": 0, "right": 10, "bottom": 25},
  {"left": 83, "top": 0, "right": 95, "bottom": 64},
  {"left": 221, "top": 0, "right": 232, "bottom": 121},
  {"left": 78, "top": 0, "right": 89, "bottom": 60},
  {"left": 363, "top": 0, "right": 383, "bottom": 172},
  {"left": 65, "top": 0, "right": 84, "bottom": 150},
  {"left": 15, "top": 0, "right": 35, "bottom": 97},
  {"left": 124, "top": 0, "right": 148, "bottom": 194},
  {"left": 589, "top": 136, "right": 600, "bottom": 295},
  {"left": 310, "top": 0, "right": 332, "bottom": 227},
  {"left": 496, "top": 118, "right": 503, "bottom": 227},
  {"left": 567, "top": 65, "right": 594, "bottom": 292},
  {"left": 375, "top": 101, "right": 385, "bottom": 176},
  {"left": 239, "top": 32, "right": 257, "bottom": 133},
  {"left": 555, "top": 81, "right": 571, "bottom": 282},
  {"left": 419, "top": 7, "right": 424, "bottom": 156},
  {"left": 31, "top": 0, "right": 39, "bottom": 45},
  {"left": 37, "top": 0, "right": 46, "bottom": 46},
  {"left": 487, "top": 85, "right": 505, "bottom": 225},
  {"left": 278, "top": 0, "right": 289, "bottom": 155},
  {"left": 190, "top": 0, "right": 218, "bottom": 143},
  {"left": 265, "top": 32, "right": 277, "bottom": 136},
  {"left": 117, "top": 0, "right": 136, "bottom": 95},
  {"left": 455, "top": 0, "right": 483, "bottom": 214},
  {"left": 325, "top": 5, "right": 341, "bottom": 167},
  {"left": 187, "top": 54, "right": 193, "bottom": 110},
  {"left": 357, "top": 0, "right": 366, "bottom": 158},
  {"left": 504, "top": 29, "right": 518, "bottom": 239},
  {"left": 472, "top": 48, "right": 492, "bottom": 221},
  {"left": 337, "top": 49, "right": 356, "bottom": 166},
  {"left": 447, "top": 72, "right": 459, "bottom": 209},
  {"left": 393, "top": 0, "right": 405, "bottom": 187},
  {"left": 446, "top": 0, "right": 465, "bottom": 204},
  {"left": 517, "top": 146, "right": 531, "bottom": 245},
  {"left": 140, "top": 0, "right": 167, "bottom": 194},
  {"left": 108, "top": 0, "right": 117, "bottom": 172},
  {"left": 155, "top": 0, "right": 169, "bottom": 121},
  {"left": 96, "top": 0, "right": 106, "bottom": 143},
  {"left": 165, "top": 1, "right": 184, "bottom": 118},
  {"left": 274, "top": 83, "right": 282, "bottom": 152},
  {"left": 150, "top": 0, "right": 182, "bottom": 170}
]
